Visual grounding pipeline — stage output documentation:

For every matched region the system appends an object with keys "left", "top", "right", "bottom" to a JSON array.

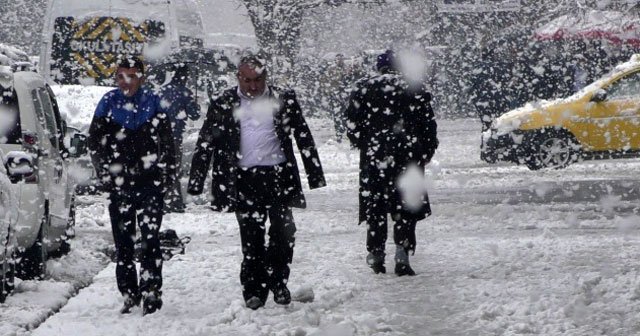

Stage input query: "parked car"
[
  {"left": 482, "top": 54, "right": 640, "bottom": 170},
  {"left": 0, "top": 51, "right": 80, "bottom": 301},
  {"left": 64, "top": 125, "right": 99, "bottom": 194},
  {"left": 0, "top": 149, "right": 18, "bottom": 303}
]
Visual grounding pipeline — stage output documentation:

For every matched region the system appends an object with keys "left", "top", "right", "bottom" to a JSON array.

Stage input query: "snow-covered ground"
[{"left": 2, "top": 107, "right": 640, "bottom": 335}]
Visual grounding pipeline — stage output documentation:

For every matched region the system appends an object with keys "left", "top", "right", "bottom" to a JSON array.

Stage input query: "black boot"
[
  {"left": 245, "top": 296, "right": 265, "bottom": 310},
  {"left": 394, "top": 263, "right": 416, "bottom": 276},
  {"left": 367, "top": 252, "right": 386, "bottom": 274},
  {"left": 120, "top": 294, "right": 141, "bottom": 314},
  {"left": 272, "top": 285, "right": 291, "bottom": 305},
  {"left": 370, "top": 261, "right": 386, "bottom": 274},
  {"left": 394, "top": 245, "right": 415, "bottom": 276},
  {"left": 143, "top": 291, "right": 163, "bottom": 315}
]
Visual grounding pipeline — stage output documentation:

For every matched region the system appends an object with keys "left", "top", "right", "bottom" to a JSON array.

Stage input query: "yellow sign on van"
[{"left": 50, "top": 17, "right": 165, "bottom": 85}]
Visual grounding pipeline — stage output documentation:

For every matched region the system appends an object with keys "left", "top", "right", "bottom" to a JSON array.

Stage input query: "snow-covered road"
[{"left": 2, "top": 118, "right": 640, "bottom": 336}]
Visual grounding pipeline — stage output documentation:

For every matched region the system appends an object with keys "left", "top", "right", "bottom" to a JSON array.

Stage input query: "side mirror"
[
  {"left": 591, "top": 89, "right": 607, "bottom": 102},
  {"left": 4, "top": 151, "right": 36, "bottom": 183},
  {"left": 69, "top": 133, "right": 88, "bottom": 158}
]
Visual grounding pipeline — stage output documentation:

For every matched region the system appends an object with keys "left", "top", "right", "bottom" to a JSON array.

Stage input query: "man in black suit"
[{"left": 187, "top": 54, "right": 326, "bottom": 309}]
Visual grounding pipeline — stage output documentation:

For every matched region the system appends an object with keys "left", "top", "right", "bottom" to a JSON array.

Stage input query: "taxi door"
[{"left": 585, "top": 71, "right": 640, "bottom": 151}]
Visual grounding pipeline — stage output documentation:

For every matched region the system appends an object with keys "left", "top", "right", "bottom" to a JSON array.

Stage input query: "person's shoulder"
[
  {"left": 212, "top": 87, "right": 237, "bottom": 102},
  {"left": 140, "top": 86, "right": 161, "bottom": 98},
  {"left": 208, "top": 87, "right": 238, "bottom": 111},
  {"left": 100, "top": 88, "right": 120, "bottom": 101},
  {"left": 94, "top": 89, "right": 119, "bottom": 117},
  {"left": 363, "top": 72, "right": 402, "bottom": 90},
  {"left": 268, "top": 86, "right": 296, "bottom": 100},
  {"left": 354, "top": 74, "right": 374, "bottom": 86}
]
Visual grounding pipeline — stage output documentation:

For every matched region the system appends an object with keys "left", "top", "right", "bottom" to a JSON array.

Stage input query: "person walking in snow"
[
  {"left": 88, "top": 56, "right": 176, "bottom": 315},
  {"left": 187, "top": 54, "right": 326, "bottom": 310},
  {"left": 469, "top": 46, "right": 510, "bottom": 133},
  {"left": 344, "top": 49, "right": 438, "bottom": 276},
  {"left": 158, "top": 64, "right": 201, "bottom": 213},
  {"left": 321, "top": 53, "right": 349, "bottom": 142}
]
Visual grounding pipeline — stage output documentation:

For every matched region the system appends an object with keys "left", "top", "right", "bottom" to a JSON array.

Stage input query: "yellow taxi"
[{"left": 482, "top": 54, "right": 640, "bottom": 170}]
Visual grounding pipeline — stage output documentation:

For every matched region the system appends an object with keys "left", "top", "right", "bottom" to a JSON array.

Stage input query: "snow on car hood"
[{"left": 493, "top": 98, "right": 564, "bottom": 135}]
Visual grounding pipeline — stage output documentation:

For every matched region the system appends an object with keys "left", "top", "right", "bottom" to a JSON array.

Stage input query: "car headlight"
[{"left": 493, "top": 116, "right": 524, "bottom": 136}]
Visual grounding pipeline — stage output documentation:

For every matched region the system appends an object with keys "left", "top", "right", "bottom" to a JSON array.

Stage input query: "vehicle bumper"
[{"left": 481, "top": 129, "right": 521, "bottom": 163}]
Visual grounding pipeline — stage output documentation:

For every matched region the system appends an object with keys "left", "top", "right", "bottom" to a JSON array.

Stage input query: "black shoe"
[
  {"left": 245, "top": 296, "right": 265, "bottom": 310},
  {"left": 143, "top": 293, "right": 163, "bottom": 315},
  {"left": 395, "top": 263, "right": 416, "bottom": 276},
  {"left": 370, "top": 261, "right": 386, "bottom": 274},
  {"left": 273, "top": 286, "right": 291, "bottom": 305},
  {"left": 120, "top": 295, "right": 141, "bottom": 314}
]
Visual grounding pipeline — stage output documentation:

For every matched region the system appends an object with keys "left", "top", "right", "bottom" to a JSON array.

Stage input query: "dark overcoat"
[
  {"left": 187, "top": 86, "right": 326, "bottom": 212},
  {"left": 345, "top": 73, "right": 438, "bottom": 224}
]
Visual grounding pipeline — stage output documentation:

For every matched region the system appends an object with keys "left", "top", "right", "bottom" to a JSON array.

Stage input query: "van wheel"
[
  {"left": 520, "top": 129, "right": 581, "bottom": 170},
  {"left": 0, "top": 250, "right": 16, "bottom": 303},
  {"left": 16, "top": 206, "right": 49, "bottom": 280}
]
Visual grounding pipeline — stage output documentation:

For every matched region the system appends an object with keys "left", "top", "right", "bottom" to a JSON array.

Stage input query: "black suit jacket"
[{"left": 187, "top": 86, "right": 326, "bottom": 212}]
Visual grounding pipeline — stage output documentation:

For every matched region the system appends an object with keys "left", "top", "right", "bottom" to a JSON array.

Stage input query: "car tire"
[
  {"left": 0, "top": 250, "right": 16, "bottom": 303},
  {"left": 16, "top": 203, "right": 49, "bottom": 280},
  {"left": 521, "top": 129, "right": 581, "bottom": 170}
]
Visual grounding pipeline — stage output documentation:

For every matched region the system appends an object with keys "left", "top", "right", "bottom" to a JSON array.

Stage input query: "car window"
[
  {"left": 45, "top": 84, "right": 68, "bottom": 154},
  {"left": 606, "top": 71, "right": 640, "bottom": 100},
  {"left": 31, "top": 88, "right": 59, "bottom": 149},
  {"left": 0, "top": 87, "right": 21, "bottom": 144}
]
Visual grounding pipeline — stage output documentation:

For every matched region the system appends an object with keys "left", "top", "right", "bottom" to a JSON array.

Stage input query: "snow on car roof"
[
  {"left": 0, "top": 43, "right": 30, "bottom": 66},
  {"left": 615, "top": 53, "right": 640, "bottom": 72}
]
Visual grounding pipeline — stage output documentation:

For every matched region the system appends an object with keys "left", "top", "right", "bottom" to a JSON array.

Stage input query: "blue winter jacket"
[{"left": 88, "top": 86, "right": 176, "bottom": 192}]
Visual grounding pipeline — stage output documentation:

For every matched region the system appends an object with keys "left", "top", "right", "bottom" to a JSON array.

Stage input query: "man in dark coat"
[
  {"left": 345, "top": 50, "right": 438, "bottom": 276},
  {"left": 159, "top": 64, "right": 201, "bottom": 212},
  {"left": 469, "top": 46, "right": 511, "bottom": 133},
  {"left": 88, "top": 56, "right": 176, "bottom": 315},
  {"left": 187, "top": 54, "right": 326, "bottom": 309}
]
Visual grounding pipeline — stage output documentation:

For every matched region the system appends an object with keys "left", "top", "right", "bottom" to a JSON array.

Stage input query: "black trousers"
[
  {"left": 366, "top": 207, "right": 417, "bottom": 256},
  {"left": 235, "top": 164, "right": 296, "bottom": 302},
  {"left": 365, "top": 162, "right": 417, "bottom": 256},
  {"left": 109, "top": 189, "right": 164, "bottom": 299},
  {"left": 164, "top": 136, "right": 184, "bottom": 209}
]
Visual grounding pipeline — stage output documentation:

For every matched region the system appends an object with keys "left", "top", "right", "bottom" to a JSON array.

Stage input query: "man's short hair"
[
  {"left": 117, "top": 55, "right": 145, "bottom": 75},
  {"left": 238, "top": 53, "right": 267, "bottom": 75}
]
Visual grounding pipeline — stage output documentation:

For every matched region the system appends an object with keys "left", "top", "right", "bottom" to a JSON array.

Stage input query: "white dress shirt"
[{"left": 236, "top": 87, "right": 286, "bottom": 168}]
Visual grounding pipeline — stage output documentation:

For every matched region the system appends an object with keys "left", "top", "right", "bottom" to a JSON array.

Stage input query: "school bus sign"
[{"left": 50, "top": 16, "right": 165, "bottom": 85}]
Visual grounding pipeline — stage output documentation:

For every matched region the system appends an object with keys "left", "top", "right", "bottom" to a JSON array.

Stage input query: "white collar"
[{"left": 237, "top": 86, "right": 269, "bottom": 101}]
